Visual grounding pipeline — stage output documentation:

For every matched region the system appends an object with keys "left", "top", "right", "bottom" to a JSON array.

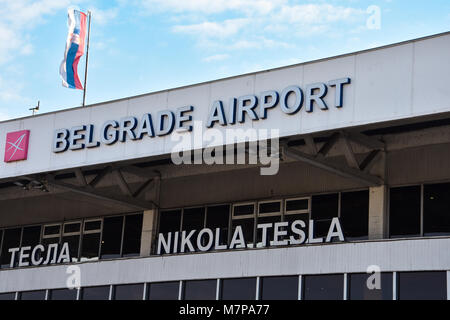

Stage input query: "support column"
[
  {"left": 368, "top": 185, "right": 387, "bottom": 240},
  {"left": 140, "top": 209, "right": 157, "bottom": 257}
]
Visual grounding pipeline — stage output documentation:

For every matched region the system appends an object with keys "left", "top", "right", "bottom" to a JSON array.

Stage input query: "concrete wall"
[
  {"left": 0, "top": 32, "right": 449, "bottom": 180},
  {"left": 0, "top": 237, "right": 449, "bottom": 293}
]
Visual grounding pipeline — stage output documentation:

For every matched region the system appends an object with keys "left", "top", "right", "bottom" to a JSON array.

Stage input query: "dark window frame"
[{"left": 389, "top": 182, "right": 450, "bottom": 238}]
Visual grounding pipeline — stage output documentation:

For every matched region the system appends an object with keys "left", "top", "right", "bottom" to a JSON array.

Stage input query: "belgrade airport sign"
[
  {"left": 157, "top": 218, "right": 345, "bottom": 255},
  {"left": 52, "top": 78, "right": 351, "bottom": 153}
]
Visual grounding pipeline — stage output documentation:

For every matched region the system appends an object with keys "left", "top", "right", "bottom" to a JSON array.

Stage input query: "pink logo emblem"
[{"left": 4, "top": 130, "right": 30, "bottom": 162}]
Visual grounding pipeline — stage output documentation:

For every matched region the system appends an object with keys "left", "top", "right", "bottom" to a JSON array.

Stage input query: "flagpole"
[{"left": 82, "top": 11, "right": 91, "bottom": 107}]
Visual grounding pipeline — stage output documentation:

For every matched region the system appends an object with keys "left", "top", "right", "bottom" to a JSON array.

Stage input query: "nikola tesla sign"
[
  {"left": 157, "top": 217, "right": 345, "bottom": 255},
  {"left": 52, "top": 78, "right": 351, "bottom": 153}
]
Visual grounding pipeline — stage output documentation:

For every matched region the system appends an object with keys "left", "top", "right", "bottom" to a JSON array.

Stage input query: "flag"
[{"left": 59, "top": 8, "right": 87, "bottom": 90}]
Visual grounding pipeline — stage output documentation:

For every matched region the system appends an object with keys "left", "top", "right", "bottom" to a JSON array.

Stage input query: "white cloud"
[
  {"left": 0, "top": 0, "right": 81, "bottom": 64},
  {"left": 173, "top": 18, "right": 249, "bottom": 38},
  {"left": 140, "top": 0, "right": 287, "bottom": 15},
  {"left": 165, "top": 2, "right": 366, "bottom": 53},
  {"left": 276, "top": 4, "right": 365, "bottom": 25},
  {"left": 88, "top": 7, "right": 119, "bottom": 26},
  {"left": 203, "top": 54, "right": 230, "bottom": 62},
  {"left": 0, "top": 75, "right": 31, "bottom": 105}
]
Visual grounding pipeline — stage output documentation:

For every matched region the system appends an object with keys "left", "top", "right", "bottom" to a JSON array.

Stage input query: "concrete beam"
[
  {"left": 140, "top": 209, "right": 157, "bottom": 257},
  {"left": 282, "top": 146, "right": 383, "bottom": 186},
  {"left": 45, "top": 177, "right": 154, "bottom": 210},
  {"left": 344, "top": 131, "right": 385, "bottom": 150},
  {"left": 368, "top": 185, "right": 387, "bottom": 239}
]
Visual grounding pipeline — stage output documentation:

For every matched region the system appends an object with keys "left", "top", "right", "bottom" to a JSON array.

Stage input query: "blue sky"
[{"left": 0, "top": 0, "right": 449, "bottom": 120}]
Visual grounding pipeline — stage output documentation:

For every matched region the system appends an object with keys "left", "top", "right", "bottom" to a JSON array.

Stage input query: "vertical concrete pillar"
[
  {"left": 140, "top": 209, "right": 157, "bottom": 257},
  {"left": 368, "top": 185, "right": 387, "bottom": 240}
]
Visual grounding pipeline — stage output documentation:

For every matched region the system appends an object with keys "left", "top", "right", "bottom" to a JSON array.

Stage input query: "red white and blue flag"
[{"left": 59, "top": 8, "right": 87, "bottom": 90}]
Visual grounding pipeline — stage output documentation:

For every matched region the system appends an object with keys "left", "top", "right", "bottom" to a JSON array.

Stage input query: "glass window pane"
[
  {"left": 64, "top": 222, "right": 81, "bottom": 234},
  {"left": 231, "top": 218, "right": 254, "bottom": 247},
  {"left": 259, "top": 201, "right": 281, "bottom": 214},
  {"left": 260, "top": 276, "right": 298, "bottom": 300},
  {"left": 313, "top": 219, "right": 333, "bottom": 239},
  {"left": 349, "top": 273, "right": 393, "bottom": 300},
  {"left": 1, "top": 228, "right": 22, "bottom": 268},
  {"left": 424, "top": 183, "right": 450, "bottom": 236},
  {"left": 398, "top": 271, "right": 447, "bottom": 300},
  {"left": 122, "top": 214, "right": 143, "bottom": 257},
  {"left": 206, "top": 205, "right": 230, "bottom": 246},
  {"left": 159, "top": 210, "right": 182, "bottom": 234},
  {"left": 62, "top": 235, "right": 80, "bottom": 262},
  {"left": 286, "top": 199, "right": 309, "bottom": 212},
  {"left": 21, "top": 225, "right": 41, "bottom": 247},
  {"left": 50, "top": 288, "right": 78, "bottom": 300},
  {"left": 181, "top": 208, "right": 205, "bottom": 252},
  {"left": 303, "top": 274, "right": 344, "bottom": 300},
  {"left": 389, "top": 186, "right": 421, "bottom": 237},
  {"left": 311, "top": 194, "right": 338, "bottom": 220},
  {"left": 20, "top": 290, "right": 46, "bottom": 300},
  {"left": 84, "top": 220, "right": 102, "bottom": 231},
  {"left": 42, "top": 237, "right": 60, "bottom": 249},
  {"left": 148, "top": 282, "right": 179, "bottom": 300},
  {"left": 221, "top": 278, "right": 256, "bottom": 300},
  {"left": 80, "top": 233, "right": 100, "bottom": 261},
  {"left": 256, "top": 216, "right": 281, "bottom": 246},
  {"left": 82, "top": 286, "right": 110, "bottom": 300},
  {"left": 183, "top": 280, "right": 216, "bottom": 300},
  {"left": 0, "top": 292, "right": 15, "bottom": 300},
  {"left": 101, "top": 216, "right": 123, "bottom": 259},
  {"left": 44, "top": 225, "right": 60, "bottom": 236},
  {"left": 340, "top": 191, "right": 369, "bottom": 240},
  {"left": 234, "top": 204, "right": 255, "bottom": 216},
  {"left": 114, "top": 284, "right": 144, "bottom": 300},
  {"left": 182, "top": 208, "right": 205, "bottom": 231}
]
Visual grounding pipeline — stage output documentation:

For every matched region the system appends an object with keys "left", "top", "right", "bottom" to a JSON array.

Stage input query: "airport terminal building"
[{"left": 0, "top": 32, "right": 449, "bottom": 300}]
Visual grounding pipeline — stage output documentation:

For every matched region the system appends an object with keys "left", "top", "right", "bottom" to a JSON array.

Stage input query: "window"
[
  {"left": 114, "top": 284, "right": 144, "bottom": 300},
  {"left": 50, "top": 288, "right": 78, "bottom": 300},
  {"left": 122, "top": 214, "right": 143, "bottom": 257},
  {"left": 348, "top": 273, "right": 393, "bottom": 300},
  {"left": 260, "top": 276, "right": 298, "bottom": 300},
  {"left": 232, "top": 203, "right": 255, "bottom": 248},
  {"left": 101, "top": 216, "right": 123, "bottom": 259},
  {"left": 221, "top": 278, "right": 256, "bottom": 300},
  {"left": 20, "top": 290, "right": 46, "bottom": 300},
  {"left": 81, "top": 286, "right": 110, "bottom": 300},
  {"left": 42, "top": 224, "right": 61, "bottom": 248},
  {"left": 183, "top": 280, "right": 217, "bottom": 300},
  {"left": 181, "top": 207, "right": 205, "bottom": 251},
  {"left": 80, "top": 219, "right": 102, "bottom": 261},
  {"left": 256, "top": 201, "right": 281, "bottom": 247},
  {"left": 389, "top": 186, "right": 421, "bottom": 237},
  {"left": 148, "top": 282, "right": 180, "bottom": 300},
  {"left": 423, "top": 183, "right": 450, "bottom": 236},
  {"left": 311, "top": 194, "right": 339, "bottom": 238},
  {"left": 284, "top": 197, "right": 310, "bottom": 241},
  {"left": 340, "top": 191, "right": 369, "bottom": 240},
  {"left": 398, "top": 271, "right": 447, "bottom": 300},
  {"left": 62, "top": 221, "right": 81, "bottom": 262},
  {"left": 21, "top": 225, "right": 41, "bottom": 248},
  {"left": 21, "top": 226, "right": 42, "bottom": 266},
  {"left": 205, "top": 205, "right": 230, "bottom": 246},
  {"left": 159, "top": 210, "right": 182, "bottom": 234},
  {"left": 303, "top": 274, "right": 344, "bottom": 300},
  {"left": 1, "top": 228, "right": 22, "bottom": 268},
  {"left": 285, "top": 198, "right": 309, "bottom": 213},
  {"left": 0, "top": 292, "right": 15, "bottom": 300}
]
